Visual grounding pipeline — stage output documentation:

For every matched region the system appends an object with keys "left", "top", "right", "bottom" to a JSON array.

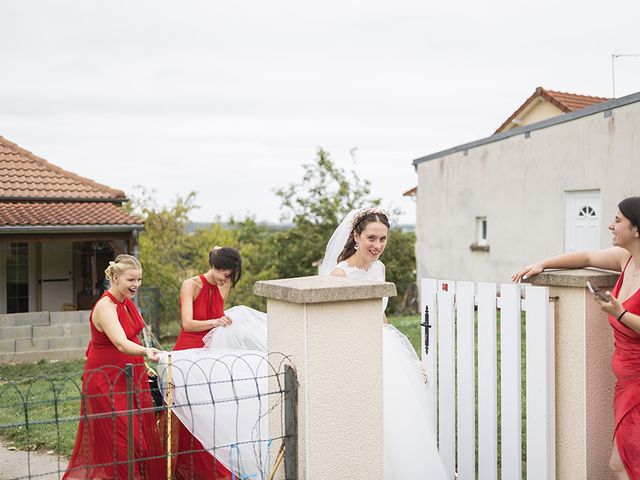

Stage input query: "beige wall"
[
  {"left": 502, "top": 98, "right": 565, "bottom": 132},
  {"left": 416, "top": 100, "right": 640, "bottom": 283},
  {"left": 518, "top": 99, "right": 564, "bottom": 126},
  {"left": 257, "top": 276, "right": 394, "bottom": 479}
]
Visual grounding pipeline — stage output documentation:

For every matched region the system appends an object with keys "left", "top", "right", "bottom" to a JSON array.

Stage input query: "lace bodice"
[
  {"left": 333, "top": 260, "right": 385, "bottom": 281},
  {"left": 332, "top": 260, "right": 388, "bottom": 310}
]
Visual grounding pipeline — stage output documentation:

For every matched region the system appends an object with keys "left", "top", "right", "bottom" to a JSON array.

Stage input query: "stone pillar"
[
  {"left": 527, "top": 268, "right": 619, "bottom": 480},
  {"left": 254, "top": 275, "right": 396, "bottom": 480}
]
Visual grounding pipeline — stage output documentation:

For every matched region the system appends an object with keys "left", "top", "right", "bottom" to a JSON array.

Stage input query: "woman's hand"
[
  {"left": 511, "top": 262, "right": 544, "bottom": 283},
  {"left": 145, "top": 347, "right": 162, "bottom": 362},
  {"left": 594, "top": 291, "right": 625, "bottom": 318},
  {"left": 213, "top": 315, "right": 233, "bottom": 328}
]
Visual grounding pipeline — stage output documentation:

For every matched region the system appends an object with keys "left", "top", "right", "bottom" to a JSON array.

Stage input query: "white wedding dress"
[
  {"left": 157, "top": 262, "right": 447, "bottom": 479},
  {"left": 157, "top": 209, "right": 447, "bottom": 479}
]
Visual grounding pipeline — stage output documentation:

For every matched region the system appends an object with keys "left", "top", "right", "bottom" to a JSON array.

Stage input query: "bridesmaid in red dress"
[
  {"left": 172, "top": 246, "right": 242, "bottom": 480},
  {"left": 513, "top": 197, "right": 640, "bottom": 480},
  {"left": 64, "top": 254, "right": 164, "bottom": 479}
]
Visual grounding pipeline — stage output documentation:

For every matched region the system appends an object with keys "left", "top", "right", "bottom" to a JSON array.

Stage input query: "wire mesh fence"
[{"left": 0, "top": 352, "right": 297, "bottom": 480}]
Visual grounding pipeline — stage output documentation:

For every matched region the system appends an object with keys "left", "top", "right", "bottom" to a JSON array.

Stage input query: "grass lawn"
[
  {"left": 0, "top": 359, "right": 86, "bottom": 456},
  {"left": 389, "top": 314, "right": 422, "bottom": 354}
]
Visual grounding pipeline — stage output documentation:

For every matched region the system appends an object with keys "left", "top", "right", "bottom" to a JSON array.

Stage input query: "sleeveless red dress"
[
  {"left": 64, "top": 291, "right": 164, "bottom": 479},
  {"left": 610, "top": 259, "right": 640, "bottom": 479},
  {"left": 172, "top": 274, "right": 233, "bottom": 480}
]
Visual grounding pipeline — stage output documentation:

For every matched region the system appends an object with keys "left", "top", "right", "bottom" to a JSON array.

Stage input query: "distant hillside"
[
  {"left": 186, "top": 221, "right": 414, "bottom": 233},
  {"left": 185, "top": 221, "right": 292, "bottom": 234}
]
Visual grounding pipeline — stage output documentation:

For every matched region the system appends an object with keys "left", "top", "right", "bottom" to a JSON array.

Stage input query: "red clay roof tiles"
[
  {"left": 0, "top": 202, "right": 142, "bottom": 227},
  {"left": 0, "top": 135, "right": 125, "bottom": 199},
  {"left": 543, "top": 89, "right": 610, "bottom": 111},
  {"left": 0, "top": 135, "right": 142, "bottom": 228}
]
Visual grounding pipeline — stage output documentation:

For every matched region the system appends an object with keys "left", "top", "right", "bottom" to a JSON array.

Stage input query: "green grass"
[
  {"left": 0, "top": 359, "right": 86, "bottom": 456},
  {"left": 388, "top": 314, "right": 422, "bottom": 354}
]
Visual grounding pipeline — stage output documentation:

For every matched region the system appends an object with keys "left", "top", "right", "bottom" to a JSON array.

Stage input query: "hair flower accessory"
[{"left": 350, "top": 207, "right": 390, "bottom": 230}]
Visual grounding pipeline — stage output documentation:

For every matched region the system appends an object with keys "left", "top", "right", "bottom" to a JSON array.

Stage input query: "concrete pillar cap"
[
  {"left": 254, "top": 275, "right": 396, "bottom": 304},
  {"left": 525, "top": 268, "right": 619, "bottom": 288}
]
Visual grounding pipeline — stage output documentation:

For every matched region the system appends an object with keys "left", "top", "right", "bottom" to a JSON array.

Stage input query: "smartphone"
[{"left": 587, "top": 281, "right": 610, "bottom": 302}]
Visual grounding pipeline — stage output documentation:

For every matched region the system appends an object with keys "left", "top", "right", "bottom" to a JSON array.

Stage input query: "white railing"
[{"left": 421, "top": 279, "right": 556, "bottom": 480}]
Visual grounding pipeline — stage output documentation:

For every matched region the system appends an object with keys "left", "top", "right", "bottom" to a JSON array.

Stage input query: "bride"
[{"left": 158, "top": 208, "right": 447, "bottom": 480}]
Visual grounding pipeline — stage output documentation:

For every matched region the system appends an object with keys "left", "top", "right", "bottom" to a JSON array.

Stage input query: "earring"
[{"left": 354, "top": 243, "right": 359, "bottom": 250}]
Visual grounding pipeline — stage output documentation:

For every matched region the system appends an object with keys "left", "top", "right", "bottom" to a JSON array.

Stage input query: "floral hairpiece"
[{"left": 350, "top": 207, "right": 390, "bottom": 230}]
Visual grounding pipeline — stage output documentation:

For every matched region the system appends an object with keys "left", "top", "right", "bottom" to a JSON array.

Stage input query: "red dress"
[
  {"left": 64, "top": 291, "right": 164, "bottom": 479},
  {"left": 610, "top": 260, "right": 640, "bottom": 479},
  {"left": 172, "top": 274, "right": 233, "bottom": 480}
]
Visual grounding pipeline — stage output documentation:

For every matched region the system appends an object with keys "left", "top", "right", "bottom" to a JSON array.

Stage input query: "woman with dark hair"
[
  {"left": 174, "top": 246, "right": 242, "bottom": 351},
  {"left": 513, "top": 197, "right": 640, "bottom": 480},
  {"left": 172, "top": 246, "right": 242, "bottom": 480}
]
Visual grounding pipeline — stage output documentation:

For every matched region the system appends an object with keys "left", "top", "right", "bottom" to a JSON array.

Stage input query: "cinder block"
[
  {"left": 48, "top": 337, "right": 80, "bottom": 350},
  {"left": 0, "top": 339, "right": 16, "bottom": 353},
  {"left": 66, "top": 347, "right": 87, "bottom": 360},
  {"left": 80, "top": 310, "right": 92, "bottom": 323},
  {"left": 70, "top": 323, "right": 90, "bottom": 336},
  {"left": 50, "top": 311, "right": 84, "bottom": 325},
  {"left": 15, "top": 338, "right": 49, "bottom": 352},
  {"left": 77, "top": 335, "right": 91, "bottom": 349},
  {"left": 0, "top": 312, "right": 50, "bottom": 327},
  {"left": 0, "top": 348, "right": 85, "bottom": 363},
  {"left": 32, "top": 325, "right": 66, "bottom": 338},
  {"left": 0, "top": 325, "right": 33, "bottom": 340}
]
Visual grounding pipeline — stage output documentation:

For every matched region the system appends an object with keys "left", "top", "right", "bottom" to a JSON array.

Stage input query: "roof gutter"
[
  {"left": 0, "top": 224, "right": 144, "bottom": 234},
  {"left": 412, "top": 90, "right": 640, "bottom": 168}
]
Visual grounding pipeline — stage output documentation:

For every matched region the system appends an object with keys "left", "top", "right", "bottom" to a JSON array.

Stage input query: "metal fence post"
[
  {"left": 125, "top": 363, "right": 134, "bottom": 480},
  {"left": 284, "top": 364, "right": 298, "bottom": 480}
]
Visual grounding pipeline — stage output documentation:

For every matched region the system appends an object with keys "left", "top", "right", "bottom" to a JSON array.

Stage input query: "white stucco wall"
[{"left": 415, "top": 98, "right": 640, "bottom": 283}]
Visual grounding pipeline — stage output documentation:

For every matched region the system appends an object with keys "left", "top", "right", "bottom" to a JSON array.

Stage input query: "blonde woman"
[{"left": 64, "top": 254, "right": 164, "bottom": 479}]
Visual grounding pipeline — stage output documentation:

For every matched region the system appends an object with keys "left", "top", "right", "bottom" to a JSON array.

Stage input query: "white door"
[
  {"left": 41, "top": 241, "right": 73, "bottom": 311},
  {"left": 565, "top": 190, "right": 601, "bottom": 252}
]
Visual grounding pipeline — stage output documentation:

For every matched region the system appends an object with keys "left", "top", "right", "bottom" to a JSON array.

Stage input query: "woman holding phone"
[{"left": 512, "top": 196, "right": 640, "bottom": 480}]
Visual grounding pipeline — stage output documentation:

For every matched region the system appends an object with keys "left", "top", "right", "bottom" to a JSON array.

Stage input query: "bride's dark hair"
[{"left": 337, "top": 211, "right": 390, "bottom": 263}]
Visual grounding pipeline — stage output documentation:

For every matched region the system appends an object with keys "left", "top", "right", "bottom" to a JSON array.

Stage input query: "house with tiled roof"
[
  {"left": 403, "top": 87, "right": 611, "bottom": 200},
  {"left": 494, "top": 87, "right": 610, "bottom": 133},
  {"left": 412, "top": 89, "right": 640, "bottom": 283},
  {"left": 0, "top": 135, "right": 143, "bottom": 361}
]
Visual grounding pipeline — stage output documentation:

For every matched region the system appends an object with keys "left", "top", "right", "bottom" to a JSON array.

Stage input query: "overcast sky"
[{"left": 2, "top": 1, "right": 639, "bottom": 224}]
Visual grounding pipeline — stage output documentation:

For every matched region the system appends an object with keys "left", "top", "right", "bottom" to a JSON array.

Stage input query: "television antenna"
[{"left": 611, "top": 53, "right": 640, "bottom": 98}]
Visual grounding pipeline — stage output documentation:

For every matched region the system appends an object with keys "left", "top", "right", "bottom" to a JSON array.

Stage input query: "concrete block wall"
[{"left": 0, "top": 311, "right": 91, "bottom": 363}]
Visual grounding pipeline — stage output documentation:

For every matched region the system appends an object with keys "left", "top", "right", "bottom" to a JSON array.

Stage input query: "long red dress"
[
  {"left": 172, "top": 274, "right": 233, "bottom": 480},
  {"left": 64, "top": 291, "right": 164, "bottom": 479},
  {"left": 610, "top": 259, "right": 640, "bottom": 479}
]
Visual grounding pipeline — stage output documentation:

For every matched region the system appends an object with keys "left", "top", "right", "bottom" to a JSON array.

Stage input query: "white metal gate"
[{"left": 421, "top": 279, "right": 556, "bottom": 480}]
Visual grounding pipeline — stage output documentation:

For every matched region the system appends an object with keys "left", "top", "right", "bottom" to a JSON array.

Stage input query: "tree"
[
  {"left": 382, "top": 229, "right": 417, "bottom": 314},
  {"left": 273, "top": 148, "right": 380, "bottom": 278},
  {"left": 134, "top": 191, "right": 201, "bottom": 326}
]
